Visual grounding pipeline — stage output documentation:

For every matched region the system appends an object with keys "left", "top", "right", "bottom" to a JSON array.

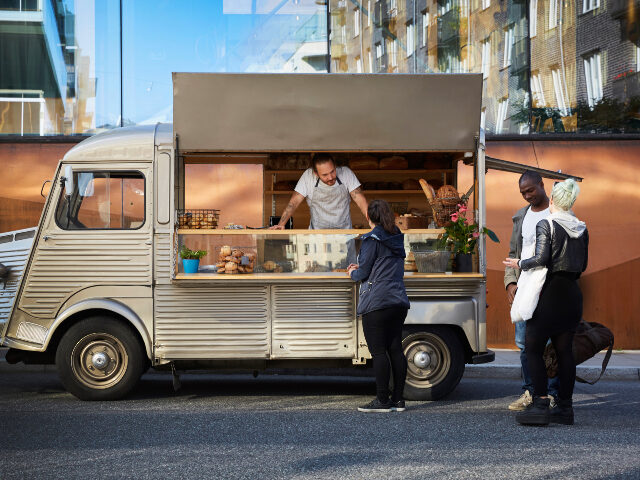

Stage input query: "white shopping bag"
[{"left": 510, "top": 219, "right": 552, "bottom": 323}]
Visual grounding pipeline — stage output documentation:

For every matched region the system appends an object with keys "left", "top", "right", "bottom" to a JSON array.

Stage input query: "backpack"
[{"left": 544, "top": 320, "right": 614, "bottom": 385}]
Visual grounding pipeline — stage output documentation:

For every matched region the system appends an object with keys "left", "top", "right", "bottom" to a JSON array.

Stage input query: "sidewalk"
[
  {"left": 1, "top": 347, "right": 638, "bottom": 380},
  {"left": 464, "top": 348, "right": 640, "bottom": 381}
]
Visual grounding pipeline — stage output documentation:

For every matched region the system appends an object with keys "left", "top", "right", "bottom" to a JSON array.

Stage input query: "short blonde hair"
[{"left": 551, "top": 178, "right": 580, "bottom": 210}]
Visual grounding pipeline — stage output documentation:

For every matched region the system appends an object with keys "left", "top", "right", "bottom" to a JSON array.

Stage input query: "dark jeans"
[
  {"left": 362, "top": 306, "right": 408, "bottom": 403},
  {"left": 516, "top": 320, "right": 559, "bottom": 398}
]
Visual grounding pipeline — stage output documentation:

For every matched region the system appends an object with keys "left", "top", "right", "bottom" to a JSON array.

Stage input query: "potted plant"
[
  {"left": 440, "top": 203, "right": 499, "bottom": 272},
  {"left": 179, "top": 245, "right": 208, "bottom": 274}
]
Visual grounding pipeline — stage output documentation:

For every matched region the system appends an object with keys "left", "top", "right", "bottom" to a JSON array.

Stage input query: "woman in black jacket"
[
  {"left": 504, "top": 178, "right": 588, "bottom": 426},
  {"left": 348, "top": 199, "right": 410, "bottom": 413}
]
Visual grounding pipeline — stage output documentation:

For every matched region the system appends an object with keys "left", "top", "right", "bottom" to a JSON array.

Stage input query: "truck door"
[{"left": 15, "top": 165, "right": 153, "bottom": 325}]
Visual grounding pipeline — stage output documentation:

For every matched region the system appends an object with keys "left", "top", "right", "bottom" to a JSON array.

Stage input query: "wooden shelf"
[
  {"left": 264, "top": 169, "right": 456, "bottom": 174},
  {"left": 266, "top": 190, "right": 427, "bottom": 195}
]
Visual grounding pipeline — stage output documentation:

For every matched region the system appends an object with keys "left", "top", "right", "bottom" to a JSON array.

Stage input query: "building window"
[
  {"left": 481, "top": 37, "right": 491, "bottom": 79},
  {"left": 0, "top": 91, "right": 45, "bottom": 136},
  {"left": 354, "top": 8, "right": 361, "bottom": 37},
  {"left": 368, "top": 48, "right": 373, "bottom": 72},
  {"left": 324, "top": 243, "right": 332, "bottom": 253},
  {"left": 389, "top": 0, "right": 397, "bottom": 15},
  {"left": 480, "top": 108, "right": 486, "bottom": 131},
  {"left": 636, "top": 45, "right": 640, "bottom": 72},
  {"left": 367, "top": 1, "right": 372, "bottom": 26},
  {"left": 549, "top": 0, "right": 558, "bottom": 29},
  {"left": 482, "top": 0, "right": 490, "bottom": 10},
  {"left": 496, "top": 98, "right": 509, "bottom": 133},
  {"left": 375, "top": 42, "right": 384, "bottom": 70},
  {"left": 406, "top": 22, "right": 415, "bottom": 57},
  {"left": 439, "top": 0, "right": 453, "bottom": 15},
  {"left": 584, "top": 52, "right": 603, "bottom": 108},
  {"left": 531, "top": 73, "right": 546, "bottom": 106},
  {"left": 530, "top": 0, "right": 538, "bottom": 37},
  {"left": 583, "top": 0, "right": 600, "bottom": 13},
  {"left": 503, "top": 27, "right": 514, "bottom": 68},
  {"left": 389, "top": 39, "right": 398, "bottom": 68},
  {"left": 551, "top": 68, "right": 567, "bottom": 115},
  {"left": 422, "top": 11, "right": 429, "bottom": 47},
  {"left": 356, "top": 56, "right": 363, "bottom": 73}
]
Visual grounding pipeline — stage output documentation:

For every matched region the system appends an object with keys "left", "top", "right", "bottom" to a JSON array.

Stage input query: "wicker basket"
[
  {"left": 413, "top": 250, "right": 451, "bottom": 273},
  {"left": 177, "top": 209, "right": 220, "bottom": 229}
]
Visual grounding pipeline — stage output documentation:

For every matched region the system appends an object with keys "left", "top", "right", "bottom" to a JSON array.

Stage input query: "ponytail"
[{"left": 367, "top": 199, "right": 397, "bottom": 234}]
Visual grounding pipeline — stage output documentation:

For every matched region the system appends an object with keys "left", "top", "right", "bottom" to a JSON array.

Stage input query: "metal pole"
[
  {"left": 120, "top": 0, "right": 124, "bottom": 127},
  {"left": 326, "top": 0, "right": 331, "bottom": 72}
]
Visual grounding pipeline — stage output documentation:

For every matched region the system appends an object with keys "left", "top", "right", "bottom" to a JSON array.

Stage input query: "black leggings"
[
  {"left": 525, "top": 272, "right": 582, "bottom": 400},
  {"left": 362, "top": 306, "right": 408, "bottom": 402}
]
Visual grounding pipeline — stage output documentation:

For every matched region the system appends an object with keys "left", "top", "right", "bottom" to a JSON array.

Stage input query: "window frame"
[
  {"left": 584, "top": 52, "right": 603, "bottom": 108},
  {"left": 54, "top": 170, "right": 147, "bottom": 231}
]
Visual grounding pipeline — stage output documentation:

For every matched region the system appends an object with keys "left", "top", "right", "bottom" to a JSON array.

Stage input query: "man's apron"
[{"left": 308, "top": 176, "right": 352, "bottom": 229}]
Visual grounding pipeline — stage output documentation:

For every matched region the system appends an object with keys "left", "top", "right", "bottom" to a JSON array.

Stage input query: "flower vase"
[
  {"left": 454, "top": 253, "right": 473, "bottom": 273},
  {"left": 182, "top": 259, "right": 200, "bottom": 274}
]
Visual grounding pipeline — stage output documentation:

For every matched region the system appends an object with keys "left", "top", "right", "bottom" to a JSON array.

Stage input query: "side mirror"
[{"left": 64, "top": 165, "right": 74, "bottom": 197}]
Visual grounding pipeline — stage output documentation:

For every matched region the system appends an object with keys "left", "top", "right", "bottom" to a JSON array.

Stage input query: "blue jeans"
[{"left": 515, "top": 321, "right": 559, "bottom": 398}]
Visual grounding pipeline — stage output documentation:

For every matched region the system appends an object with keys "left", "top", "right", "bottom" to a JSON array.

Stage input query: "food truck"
[{"left": 0, "top": 73, "right": 578, "bottom": 401}]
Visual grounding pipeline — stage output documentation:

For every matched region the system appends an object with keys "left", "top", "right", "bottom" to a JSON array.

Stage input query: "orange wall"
[{"left": 1, "top": 139, "right": 638, "bottom": 348}]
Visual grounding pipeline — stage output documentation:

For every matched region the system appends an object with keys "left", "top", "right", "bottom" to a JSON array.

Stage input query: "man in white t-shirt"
[
  {"left": 505, "top": 170, "right": 558, "bottom": 411},
  {"left": 269, "top": 153, "right": 369, "bottom": 230}
]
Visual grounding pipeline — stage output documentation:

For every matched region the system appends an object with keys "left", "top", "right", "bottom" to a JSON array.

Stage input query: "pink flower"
[
  {"left": 472, "top": 232, "right": 479, "bottom": 238},
  {"left": 458, "top": 204, "right": 467, "bottom": 213},
  {"left": 451, "top": 213, "right": 459, "bottom": 222}
]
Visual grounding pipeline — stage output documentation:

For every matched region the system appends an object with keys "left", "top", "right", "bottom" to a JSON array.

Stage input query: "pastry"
[
  {"left": 231, "top": 249, "right": 243, "bottom": 257},
  {"left": 263, "top": 260, "right": 276, "bottom": 271},
  {"left": 380, "top": 155, "right": 408, "bottom": 169},
  {"left": 221, "top": 245, "right": 232, "bottom": 256},
  {"left": 225, "top": 262, "right": 238, "bottom": 273}
]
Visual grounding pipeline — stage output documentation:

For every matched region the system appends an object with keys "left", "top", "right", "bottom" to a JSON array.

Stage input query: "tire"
[
  {"left": 400, "top": 326, "right": 465, "bottom": 401},
  {"left": 55, "top": 316, "right": 146, "bottom": 401}
]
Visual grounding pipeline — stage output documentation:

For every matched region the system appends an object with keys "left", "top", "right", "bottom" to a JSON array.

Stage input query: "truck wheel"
[
  {"left": 55, "top": 317, "right": 145, "bottom": 401},
  {"left": 401, "top": 326, "right": 465, "bottom": 401}
]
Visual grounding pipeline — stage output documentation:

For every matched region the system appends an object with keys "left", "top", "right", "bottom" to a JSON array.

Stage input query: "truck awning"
[
  {"left": 173, "top": 73, "right": 483, "bottom": 153},
  {"left": 475, "top": 156, "right": 583, "bottom": 182}
]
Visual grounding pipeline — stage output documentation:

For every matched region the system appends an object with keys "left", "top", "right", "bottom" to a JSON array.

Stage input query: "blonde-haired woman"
[{"left": 503, "top": 178, "right": 588, "bottom": 426}]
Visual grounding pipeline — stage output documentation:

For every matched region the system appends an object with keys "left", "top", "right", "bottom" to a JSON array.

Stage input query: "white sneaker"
[{"left": 508, "top": 390, "right": 533, "bottom": 411}]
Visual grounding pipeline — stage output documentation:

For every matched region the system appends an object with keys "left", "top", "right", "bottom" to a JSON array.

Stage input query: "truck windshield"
[{"left": 55, "top": 171, "right": 145, "bottom": 230}]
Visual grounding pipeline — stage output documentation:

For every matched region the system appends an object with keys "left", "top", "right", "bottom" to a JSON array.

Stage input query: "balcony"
[
  {"left": 0, "top": 0, "right": 67, "bottom": 101},
  {"left": 609, "top": 0, "right": 640, "bottom": 19}
]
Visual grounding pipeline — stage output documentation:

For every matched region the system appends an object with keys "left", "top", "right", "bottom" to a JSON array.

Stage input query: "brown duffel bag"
[{"left": 544, "top": 320, "right": 614, "bottom": 385}]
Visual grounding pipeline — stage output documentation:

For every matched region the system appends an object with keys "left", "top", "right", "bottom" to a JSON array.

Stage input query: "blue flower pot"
[{"left": 182, "top": 258, "right": 200, "bottom": 274}]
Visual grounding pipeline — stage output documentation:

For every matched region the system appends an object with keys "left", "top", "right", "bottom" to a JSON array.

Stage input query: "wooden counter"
[{"left": 174, "top": 272, "right": 484, "bottom": 280}]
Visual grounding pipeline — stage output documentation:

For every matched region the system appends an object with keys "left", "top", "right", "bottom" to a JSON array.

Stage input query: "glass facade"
[{"left": 2, "top": 0, "right": 640, "bottom": 135}]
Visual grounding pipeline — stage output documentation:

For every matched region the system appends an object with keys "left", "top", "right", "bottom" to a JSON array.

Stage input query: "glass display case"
[{"left": 174, "top": 229, "right": 480, "bottom": 280}]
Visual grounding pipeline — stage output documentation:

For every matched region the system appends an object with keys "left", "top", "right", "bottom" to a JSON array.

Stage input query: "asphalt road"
[{"left": 0, "top": 372, "right": 639, "bottom": 480}]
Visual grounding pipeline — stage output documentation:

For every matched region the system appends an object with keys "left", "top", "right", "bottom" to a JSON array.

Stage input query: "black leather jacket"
[{"left": 520, "top": 220, "right": 589, "bottom": 276}]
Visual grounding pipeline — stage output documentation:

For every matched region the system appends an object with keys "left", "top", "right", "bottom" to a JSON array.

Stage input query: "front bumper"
[{"left": 471, "top": 349, "right": 495, "bottom": 364}]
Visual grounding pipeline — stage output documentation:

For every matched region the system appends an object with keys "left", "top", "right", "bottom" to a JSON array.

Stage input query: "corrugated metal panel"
[
  {"left": 15, "top": 321, "right": 48, "bottom": 344},
  {"left": 154, "top": 233, "right": 173, "bottom": 284},
  {"left": 271, "top": 284, "right": 355, "bottom": 358},
  {"left": 406, "top": 278, "right": 484, "bottom": 297},
  {"left": 154, "top": 285, "right": 269, "bottom": 359},
  {"left": 18, "top": 232, "right": 152, "bottom": 318},
  {"left": 0, "top": 228, "right": 36, "bottom": 328}
]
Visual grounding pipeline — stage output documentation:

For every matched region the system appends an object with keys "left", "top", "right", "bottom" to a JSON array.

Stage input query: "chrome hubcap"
[
  {"left": 413, "top": 351, "right": 431, "bottom": 369},
  {"left": 91, "top": 352, "right": 109, "bottom": 370}
]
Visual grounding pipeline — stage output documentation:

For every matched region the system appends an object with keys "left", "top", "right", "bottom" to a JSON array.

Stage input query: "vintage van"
[{"left": 0, "top": 73, "right": 577, "bottom": 400}]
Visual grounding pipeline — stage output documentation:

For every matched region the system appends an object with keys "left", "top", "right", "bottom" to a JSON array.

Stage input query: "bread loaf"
[
  {"left": 402, "top": 179, "right": 421, "bottom": 190},
  {"left": 380, "top": 156, "right": 408, "bottom": 170},
  {"left": 436, "top": 185, "right": 460, "bottom": 206},
  {"left": 349, "top": 155, "right": 379, "bottom": 170}
]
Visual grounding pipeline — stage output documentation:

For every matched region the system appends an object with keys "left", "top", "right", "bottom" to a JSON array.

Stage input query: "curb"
[
  {"left": 1, "top": 358, "right": 638, "bottom": 381},
  {"left": 464, "top": 364, "right": 640, "bottom": 381}
]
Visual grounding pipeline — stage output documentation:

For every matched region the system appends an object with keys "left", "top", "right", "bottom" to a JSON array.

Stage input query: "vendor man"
[{"left": 270, "top": 153, "right": 369, "bottom": 229}]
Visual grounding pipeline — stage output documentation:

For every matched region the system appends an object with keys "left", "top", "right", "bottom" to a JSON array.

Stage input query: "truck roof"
[{"left": 63, "top": 123, "right": 172, "bottom": 163}]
